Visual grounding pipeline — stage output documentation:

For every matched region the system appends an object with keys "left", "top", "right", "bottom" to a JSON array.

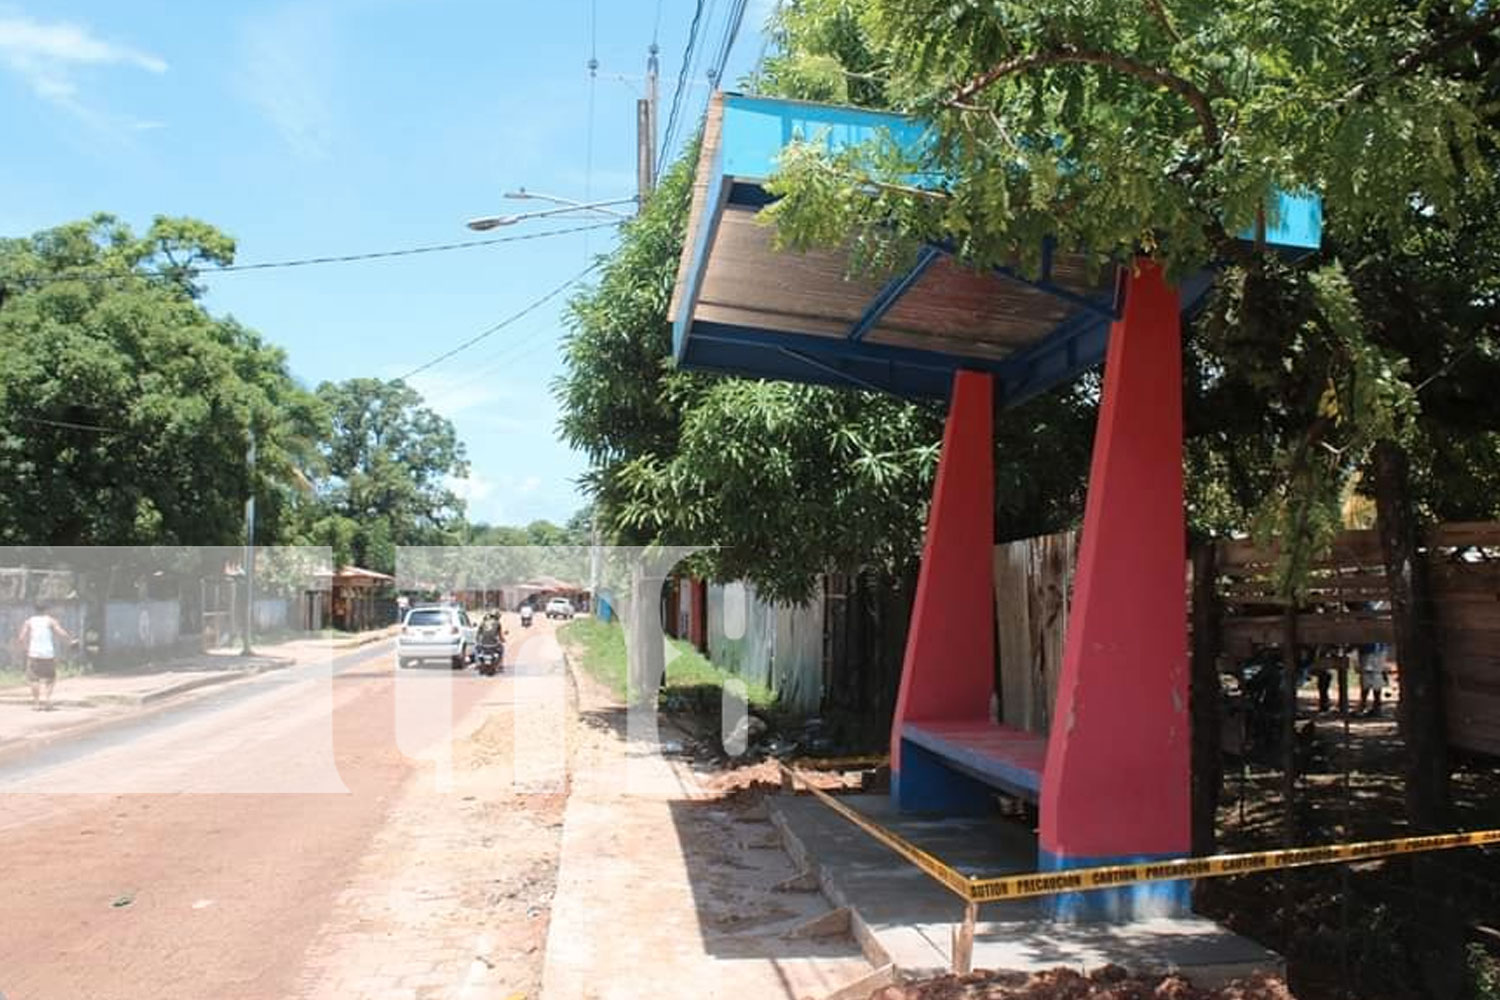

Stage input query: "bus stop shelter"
[{"left": 669, "top": 92, "right": 1321, "bottom": 921}]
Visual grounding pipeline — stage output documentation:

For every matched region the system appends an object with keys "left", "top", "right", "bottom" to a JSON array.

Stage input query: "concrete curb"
[
  {"left": 0, "top": 657, "right": 307, "bottom": 770},
  {"left": 135, "top": 657, "right": 293, "bottom": 705},
  {"left": 332, "top": 625, "right": 401, "bottom": 651},
  {"left": 0, "top": 659, "right": 293, "bottom": 709}
]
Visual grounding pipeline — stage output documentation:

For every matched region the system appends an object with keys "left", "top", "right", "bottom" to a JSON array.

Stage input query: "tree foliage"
[
  {"left": 0, "top": 214, "right": 321, "bottom": 547},
  {"left": 762, "top": 0, "right": 1497, "bottom": 280},
  {"left": 554, "top": 9, "right": 1101, "bottom": 603},
  {"left": 297, "top": 378, "right": 468, "bottom": 573},
  {"left": 755, "top": 0, "right": 1499, "bottom": 595}
]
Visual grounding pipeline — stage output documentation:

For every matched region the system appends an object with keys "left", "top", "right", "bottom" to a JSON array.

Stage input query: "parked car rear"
[{"left": 396, "top": 606, "right": 476, "bottom": 669}]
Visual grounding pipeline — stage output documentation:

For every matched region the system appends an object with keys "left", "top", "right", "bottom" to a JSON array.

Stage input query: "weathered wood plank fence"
[{"left": 994, "top": 521, "right": 1500, "bottom": 756}]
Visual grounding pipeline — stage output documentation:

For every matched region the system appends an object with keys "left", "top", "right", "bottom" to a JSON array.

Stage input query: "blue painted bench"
[{"left": 898, "top": 720, "right": 1047, "bottom": 814}]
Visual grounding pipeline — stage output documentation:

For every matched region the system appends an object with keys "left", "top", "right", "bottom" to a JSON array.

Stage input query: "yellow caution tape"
[
  {"left": 785, "top": 763, "right": 972, "bottom": 898},
  {"left": 779, "top": 762, "right": 1500, "bottom": 906}
]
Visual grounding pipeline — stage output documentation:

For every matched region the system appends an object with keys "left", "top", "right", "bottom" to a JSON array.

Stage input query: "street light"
[{"left": 465, "top": 194, "right": 637, "bottom": 231}]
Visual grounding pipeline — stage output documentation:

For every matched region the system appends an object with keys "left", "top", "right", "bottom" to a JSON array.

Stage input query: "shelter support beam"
[
  {"left": 1039, "top": 259, "right": 1191, "bottom": 920},
  {"left": 889, "top": 370, "right": 996, "bottom": 811}
]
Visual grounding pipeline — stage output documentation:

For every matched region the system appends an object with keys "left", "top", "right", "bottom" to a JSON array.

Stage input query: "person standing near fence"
[
  {"left": 17, "top": 602, "right": 74, "bottom": 712},
  {"left": 1358, "top": 643, "right": 1389, "bottom": 717}
]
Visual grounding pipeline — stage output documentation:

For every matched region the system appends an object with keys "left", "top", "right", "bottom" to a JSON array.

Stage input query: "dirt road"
[{"left": 0, "top": 624, "right": 568, "bottom": 1000}]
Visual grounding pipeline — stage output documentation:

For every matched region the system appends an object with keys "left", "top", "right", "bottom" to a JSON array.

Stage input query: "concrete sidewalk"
[
  {"left": 0, "top": 649, "right": 293, "bottom": 748},
  {"left": 541, "top": 652, "right": 875, "bottom": 1000},
  {"left": 0, "top": 626, "right": 394, "bottom": 751}
]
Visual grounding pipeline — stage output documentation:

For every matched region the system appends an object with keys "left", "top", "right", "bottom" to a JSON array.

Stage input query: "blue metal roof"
[{"left": 669, "top": 93, "right": 1323, "bottom": 405}]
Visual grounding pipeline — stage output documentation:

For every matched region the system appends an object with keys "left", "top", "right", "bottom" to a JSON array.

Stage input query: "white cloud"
[
  {"left": 237, "top": 4, "right": 336, "bottom": 160},
  {"left": 403, "top": 373, "right": 516, "bottom": 420},
  {"left": 448, "top": 472, "right": 510, "bottom": 524},
  {"left": 518, "top": 475, "right": 542, "bottom": 494},
  {"left": 447, "top": 472, "right": 494, "bottom": 503},
  {"left": 0, "top": 12, "right": 166, "bottom": 127},
  {"left": 0, "top": 15, "right": 167, "bottom": 74}
]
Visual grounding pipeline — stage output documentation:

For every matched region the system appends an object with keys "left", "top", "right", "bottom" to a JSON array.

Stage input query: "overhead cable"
[
  {"left": 396, "top": 261, "right": 601, "bottom": 381},
  {"left": 5, "top": 221, "right": 619, "bottom": 288},
  {"left": 658, "top": 0, "right": 707, "bottom": 170}
]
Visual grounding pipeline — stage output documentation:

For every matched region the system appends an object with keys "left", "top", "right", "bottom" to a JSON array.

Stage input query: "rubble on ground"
[
  {"left": 696, "top": 758, "right": 870, "bottom": 806},
  {"left": 866, "top": 967, "right": 1295, "bottom": 1000}
]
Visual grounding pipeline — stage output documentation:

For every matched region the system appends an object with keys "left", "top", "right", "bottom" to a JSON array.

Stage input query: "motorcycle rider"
[
  {"left": 474, "top": 611, "right": 504, "bottom": 671},
  {"left": 519, "top": 603, "right": 534, "bottom": 627},
  {"left": 476, "top": 612, "right": 504, "bottom": 663}
]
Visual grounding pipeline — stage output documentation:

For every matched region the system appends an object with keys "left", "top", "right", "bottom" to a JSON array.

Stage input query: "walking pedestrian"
[
  {"left": 1358, "top": 642, "right": 1389, "bottom": 717},
  {"left": 17, "top": 602, "right": 74, "bottom": 712}
]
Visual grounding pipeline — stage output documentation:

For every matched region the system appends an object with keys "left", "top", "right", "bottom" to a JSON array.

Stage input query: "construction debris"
[{"left": 866, "top": 967, "right": 1295, "bottom": 1000}]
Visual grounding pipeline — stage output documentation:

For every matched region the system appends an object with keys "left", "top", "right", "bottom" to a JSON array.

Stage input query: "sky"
[{"left": 0, "top": 0, "right": 773, "bottom": 527}]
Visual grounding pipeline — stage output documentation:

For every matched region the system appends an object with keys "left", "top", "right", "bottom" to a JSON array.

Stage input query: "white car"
[
  {"left": 396, "top": 606, "right": 477, "bottom": 669},
  {"left": 545, "top": 598, "right": 574, "bottom": 620}
]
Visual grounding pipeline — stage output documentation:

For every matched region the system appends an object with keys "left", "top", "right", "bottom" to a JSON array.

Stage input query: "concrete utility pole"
[
  {"left": 242, "top": 428, "right": 255, "bottom": 656},
  {"left": 637, "top": 43, "right": 660, "bottom": 200}
]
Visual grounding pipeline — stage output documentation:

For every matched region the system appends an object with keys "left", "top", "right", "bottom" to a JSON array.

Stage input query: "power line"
[
  {"left": 666, "top": 0, "right": 724, "bottom": 163},
  {"left": 6, "top": 414, "right": 130, "bottom": 435},
  {"left": 396, "top": 261, "right": 600, "bottom": 382},
  {"left": 5, "top": 221, "right": 619, "bottom": 288},
  {"left": 429, "top": 323, "right": 562, "bottom": 396},
  {"left": 584, "top": 0, "right": 599, "bottom": 258},
  {"left": 658, "top": 0, "right": 707, "bottom": 170},
  {"left": 706, "top": 0, "right": 750, "bottom": 88}
]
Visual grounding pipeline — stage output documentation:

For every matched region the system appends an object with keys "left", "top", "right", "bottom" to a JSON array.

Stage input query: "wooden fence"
[
  {"left": 993, "top": 531, "right": 1075, "bottom": 734},
  {"left": 1428, "top": 523, "right": 1500, "bottom": 755},
  {"left": 994, "top": 521, "right": 1500, "bottom": 756}
]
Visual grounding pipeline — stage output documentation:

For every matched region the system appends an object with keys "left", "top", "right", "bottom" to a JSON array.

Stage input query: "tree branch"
[
  {"left": 950, "top": 45, "right": 1221, "bottom": 149},
  {"left": 1395, "top": 5, "right": 1500, "bottom": 76},
  {"left": 1343, "top": 6, "right": 1500, "bottom": 103},
  {"left": 1143, "top": 0, "right": 1183, "bottom": 44}
]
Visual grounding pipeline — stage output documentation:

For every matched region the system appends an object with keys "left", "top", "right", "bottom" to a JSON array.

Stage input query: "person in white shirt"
[{"left": 17, "top": 602, "right": 74, "bottom": 712}]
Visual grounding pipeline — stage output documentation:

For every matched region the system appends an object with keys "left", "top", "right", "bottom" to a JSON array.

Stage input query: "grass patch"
[{"left": 558, "top": 618, "right": 775, "bottom": 711}]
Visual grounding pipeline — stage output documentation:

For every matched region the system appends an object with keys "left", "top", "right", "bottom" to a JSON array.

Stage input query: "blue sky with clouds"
[{"left": 0, "top": 0, "right": 772, "bottom": 526}]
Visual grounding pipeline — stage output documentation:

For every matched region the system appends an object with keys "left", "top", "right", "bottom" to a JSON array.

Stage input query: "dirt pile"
[
  {"left": 697, "top": 758, "right": 871, "bottom": 805},
  {"left": 868, "top": 967, "right": 1295, "bottom": 1000}
]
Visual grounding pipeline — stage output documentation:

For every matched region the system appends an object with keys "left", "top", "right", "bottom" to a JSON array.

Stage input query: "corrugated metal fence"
[{"left": 704, "top": 581, "right": 825, "bottom": 714}]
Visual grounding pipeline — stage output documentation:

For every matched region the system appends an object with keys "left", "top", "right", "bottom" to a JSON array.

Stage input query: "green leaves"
[
  {"left": 301, "top": 377, "right": 468, "bottom": 573},
  {"left": 757, "top": 0, "right": 1498, "bottom": 281},
  {"left": 0, "top": 216, "right": 315, "bottom": 547}
]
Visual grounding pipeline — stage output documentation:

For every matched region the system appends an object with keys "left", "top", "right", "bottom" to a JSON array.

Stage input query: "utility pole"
[
  {"left": 242, "top": 428, "right": 256, "bottom": 655},
  {"left": 637, "top": 43, "right": 660, "bottom": 200}
]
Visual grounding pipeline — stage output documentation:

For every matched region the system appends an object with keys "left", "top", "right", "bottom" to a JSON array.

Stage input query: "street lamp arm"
[{"left": 466, "top": 196, "right": 638, "bottom": 231}]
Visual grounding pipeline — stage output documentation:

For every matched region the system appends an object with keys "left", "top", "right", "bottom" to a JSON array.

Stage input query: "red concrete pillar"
[
  {"left": 1039, "top": 259, "right": 1189, "bottom": 919},
  {"left": 890, "top": 370, "right": 995, "bottom": 808}
]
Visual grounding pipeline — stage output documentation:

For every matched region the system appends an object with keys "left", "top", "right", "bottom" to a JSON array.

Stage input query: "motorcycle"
[
  {"left": 474, "top": 641, "right": 504, "bottom": 676},
  {"left": 520, "top": 607, "right": 533, "bottom": 628}
]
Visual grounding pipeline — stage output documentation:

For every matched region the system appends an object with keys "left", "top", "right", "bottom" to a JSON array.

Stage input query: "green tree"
[
  {"left": 0, "top": 214, "right": 321, "bottom": 547},
  {"left": 301, "top": 378, "right": 468, "bottom": 573},
  {"left": 757, "top": 0, "right": 1498, "bottom": 594},
  {"left": 556, "top": 155, "right": 952, "bottom": 603}
]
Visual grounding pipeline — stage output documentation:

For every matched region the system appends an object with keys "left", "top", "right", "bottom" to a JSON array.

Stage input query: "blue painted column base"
[
  {"left": 1039, "top": 849, "right": 1192, "bottom": 922},
  {"left": 893, "top": 738, "right": 994, "bottom": 816}
]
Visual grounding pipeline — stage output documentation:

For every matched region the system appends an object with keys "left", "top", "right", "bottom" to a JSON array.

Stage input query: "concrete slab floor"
[{"left": 769, "top": 794, "right": 1283, "bottom": 987}]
